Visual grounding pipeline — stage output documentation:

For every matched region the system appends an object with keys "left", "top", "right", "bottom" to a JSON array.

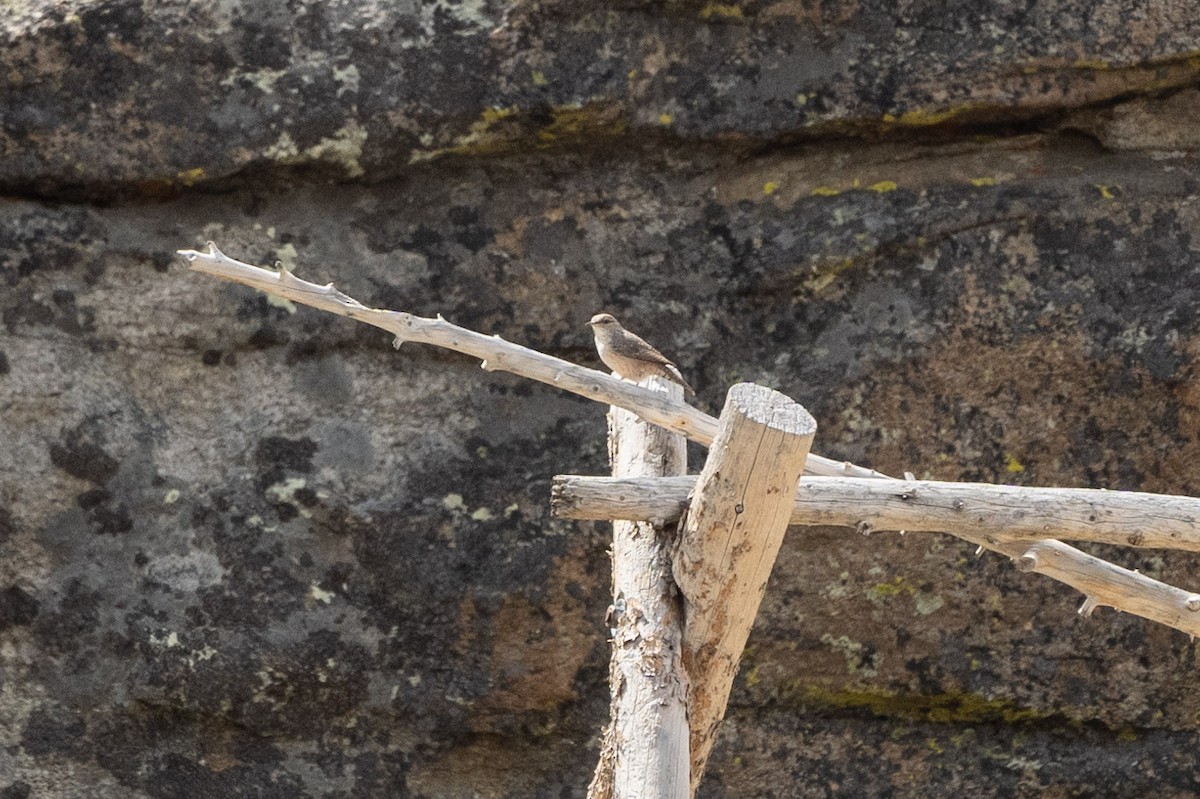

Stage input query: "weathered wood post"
[
  {"left": 589, "top": 377, "right": 690, "bottom": 799},
  {"left": 673, "top": 383, "right": 816, "bottom": 791}
]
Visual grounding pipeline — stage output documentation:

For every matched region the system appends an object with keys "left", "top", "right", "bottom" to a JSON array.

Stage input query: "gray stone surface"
[{"left": 4, "top": 1, "right": 1200, "bottom": 797}]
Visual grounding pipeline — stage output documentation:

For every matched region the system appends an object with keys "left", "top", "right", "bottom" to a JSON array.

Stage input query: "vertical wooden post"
[
  {"left": 674, "top": 383, "right": 816, "bottom": 792},
  {"left": 588, "top": 376, "right": 689, "bottom": 799}
]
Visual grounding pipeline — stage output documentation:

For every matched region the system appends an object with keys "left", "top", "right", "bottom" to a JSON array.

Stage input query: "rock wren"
[{"left": 587, "top": 313, "right": 694, "bottom": 394}]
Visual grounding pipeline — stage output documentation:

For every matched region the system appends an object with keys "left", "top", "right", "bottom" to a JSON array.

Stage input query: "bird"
[{"left": 587, "top": 313, "right": 694, "bottom": 395}]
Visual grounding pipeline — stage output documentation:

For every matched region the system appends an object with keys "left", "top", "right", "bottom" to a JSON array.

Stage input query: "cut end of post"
[{"left": 724, "top": 382, "right": 817, "bottom": 438}]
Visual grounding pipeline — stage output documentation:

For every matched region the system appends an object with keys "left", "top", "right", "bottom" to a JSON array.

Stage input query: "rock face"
[{"left": 4, "top": 1, "right": 1200, "bottom": 797}]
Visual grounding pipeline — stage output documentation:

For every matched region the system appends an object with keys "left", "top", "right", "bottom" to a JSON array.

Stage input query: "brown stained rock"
[
  {"left": 1063, "top": 88, "right": 1200, "bottom": 151},
  {"left": 6, "top": 2, "right": 1200, "bottom": 796}
]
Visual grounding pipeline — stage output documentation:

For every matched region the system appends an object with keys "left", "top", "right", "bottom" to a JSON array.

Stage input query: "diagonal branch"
[
  {"left": 180, "top": 242, "right": 1200, "bottom": 636},
  {"left": 176, "top": 242, "right": 885, "bottom": 478}
]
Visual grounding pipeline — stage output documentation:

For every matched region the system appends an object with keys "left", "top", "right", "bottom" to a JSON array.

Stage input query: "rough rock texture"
[{"left": 4, "top": 1, "right": 1200, "bottom": 797}]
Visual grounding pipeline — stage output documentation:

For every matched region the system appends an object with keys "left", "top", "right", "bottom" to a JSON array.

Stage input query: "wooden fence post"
[
  {"left": 673, "top": 383, "right": 816, "bottom": 792},
  {"left": 589, "top": 377, "right": 690, "bottom": 799}
]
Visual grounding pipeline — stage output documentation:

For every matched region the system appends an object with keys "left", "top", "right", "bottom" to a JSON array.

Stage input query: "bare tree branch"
[
  {"left": 176, "top": 242, "right": 885, "bottom": 478},
  {"left": 552, "top": 474, "right": 1200, "bottom": 553},
  {"left": 181, "top": 242, "right": 1200, "bottom": 637},
  {"left": 552, "top": 474, "right": 1200, "bottom": 636}
]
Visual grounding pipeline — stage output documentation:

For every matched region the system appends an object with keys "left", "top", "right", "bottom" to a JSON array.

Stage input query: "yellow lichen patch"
[
  {"left": 865, "top": 575, "right": 944, "bottom": 616},
  {"left": 799, "top": 685, "right": 1054, "bottom": 725},
  {"left": 479, "top": 106, "right": 518, "bottom": 126},
  {"left": 811, "top": 186, "right": 840, "bottom": 197},
  {"left": 536, "top": 103, "right": 628, "bottom": 145},
  {"left": 699, "top": 2, "right": 744, "bottom": 19},
  {"left": 176, "top": 167, "right": 205, "bottom": 186},
  {"left": 658, "top": 112, "right": 674, "bottom": 126},
  {"left": 743, "top": 663, "right": 761, "bottom": 687},
  {"left": 410, "top": 105, "right": 521, "bottom": 162},
  {"left": 531, "top": 70, "right": 548, "bottom": 86},
  {"left": 867, "top": 575, "right": 913, "bottom": 601},
  {"left": 1096, "top": 184, "right": 1117, "bottom": 199},
  {"left": 805, "top": 256, "right": 855, "bottom": 292},
  {"left": 970, "top": 176, "right": 997, "bottom": 187},
  {"left": 763, "top": 180, "right": 780, "bottom": 196},
  {"left": 1005, "top": 453, "right": 1026, "bottom": 474},
  {"left": 884, "top": 104, "right": 977, "bottom": 127},
  {"left": 869, "top": 180, "right": 897, "bottom": 193}
]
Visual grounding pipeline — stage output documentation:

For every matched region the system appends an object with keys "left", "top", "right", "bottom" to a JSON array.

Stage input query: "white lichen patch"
[
  {"left": 309, "top": 582, "right": 335, "bottom": 604},
  {"left": 267, "top": 477, "right": 312, "bottom": 517},
  {"left": 149, "top": 630, "right": 180, "bottom": 648},
  {"left": 163, "top": 489, "right": 181, "bottom": 504},
  {"left": 266, "top": 293, "right": 297, "bottom": 313},
  {"left": 914, "top": 593, "right": 945, "bottom": 616},
  {"left": 820, "top": 633, "right": 881, "bottom": 678},
  {"left": 263, "top": 123, "right": 367, "bottom": 178},
  {"left": 470, "top": 506, "right": 493, "bottom": 521},
  {"left": 442, "top": 493, "right": 465, "bottom": 511},
  {"left": 306, "top": 121, "right": 368, "bottom": 177},
  {"left": 219, "top": 66, "right": 288, "bottom": 92},
  {"left": 822, "top": 571, "right": 853, "bottom": 600},
  {"left": 333, "top": 63, "right": 361, "bottom": 96},
  {"left": 147, "top": 551, "right": 226, "bottom": 592}
]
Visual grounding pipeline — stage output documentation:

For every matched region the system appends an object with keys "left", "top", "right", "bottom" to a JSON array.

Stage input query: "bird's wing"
[{"left": 620, "top": 331, "right": 679, "bottom": 368}]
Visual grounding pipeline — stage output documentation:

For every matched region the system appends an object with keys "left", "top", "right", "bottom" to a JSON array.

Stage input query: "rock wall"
[{"left": 4, "top": 1, "right": 1200, "bottom": 796}]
